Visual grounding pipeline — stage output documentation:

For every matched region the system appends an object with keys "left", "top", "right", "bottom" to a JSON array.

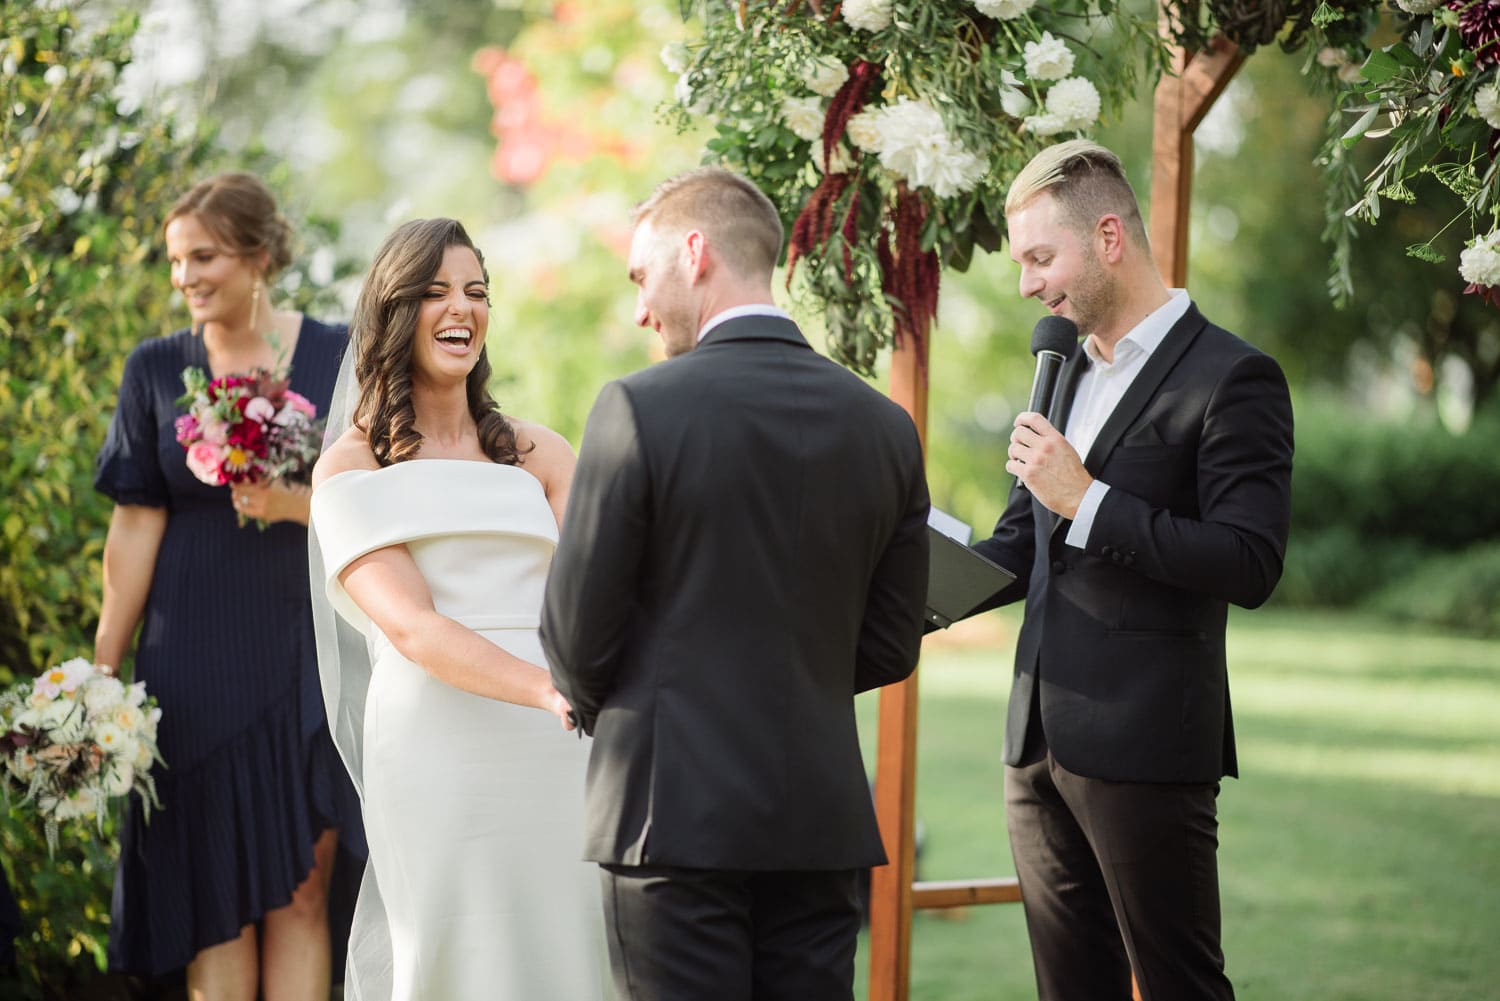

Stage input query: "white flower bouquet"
[{"left": 1, "top": 658, "right": 164, "bottom": 854}]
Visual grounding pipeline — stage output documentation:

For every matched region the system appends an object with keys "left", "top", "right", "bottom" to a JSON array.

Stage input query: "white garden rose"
[
  {"left": 1000, "top": 87, "right": 1034, "bottom": 118},
  {"left": 82, "top": 675, "right": 126, "bottom": 714},
  {"left": 781, "top": 96, "right": 826, "bottom": 142},
  {"left": 113, "top": 703, "right": 145, "bottom": 733},
  {"left": 1477, "top": 81, "right": 1500, "bottom": 130},
  {"left": 1023, "top": 31, "right": 1074, "bottom": 82},
  {"left": 1460, "top": 231, "right": 1500, "bottom": 286},
  {"left": 846, "top": 109, "right": 884, "bottom": 152},
  {"left": 973, "top": 0, "right": 1037, "bottom": 18},
  {"left": 841, "top": 0, "right": 894, "bottom": 32},
  {"left": 660, "top": 42, "right": 688, "bottom": 75},
  {"left": 807, "top": 59, "right": 850, "bottom": 98},
  {"left": 1046, "top": 77, "right": 1102, "bottom": 130}
]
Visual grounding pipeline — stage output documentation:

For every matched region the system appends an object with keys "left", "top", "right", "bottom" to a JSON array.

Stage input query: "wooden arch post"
[{"left": 866, "top": 10, "right": 1244, "bottom": 1001}]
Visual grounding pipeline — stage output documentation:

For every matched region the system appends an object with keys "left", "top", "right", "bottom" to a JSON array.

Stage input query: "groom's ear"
[{"left": 682, "top": 229, "right": 709, "bottom": 284}]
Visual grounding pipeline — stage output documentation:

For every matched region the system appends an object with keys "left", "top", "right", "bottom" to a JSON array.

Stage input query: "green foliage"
[
  {"left": 1272, "top": 399, "right": 1500, "bottom": 622},
  {"left": 0, "top": 809, "right": 117, "bottom": 1000},
  {"left": 1366, "top": 540, "right": 1500, "bottom": 636}
]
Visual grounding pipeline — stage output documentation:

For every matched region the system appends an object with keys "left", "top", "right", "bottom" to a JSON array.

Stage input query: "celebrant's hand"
[{"left": 232, "top": 480, "right": 312, "bottom": 526}]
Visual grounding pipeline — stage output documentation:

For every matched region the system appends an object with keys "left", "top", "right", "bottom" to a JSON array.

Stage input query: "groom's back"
[{"left": 571, "top": 316, "right": 929, "bottom": 871}]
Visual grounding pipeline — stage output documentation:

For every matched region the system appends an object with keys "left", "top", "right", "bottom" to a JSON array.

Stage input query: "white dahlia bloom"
[
  {"left": 1045, "top": 77, "right": 1101, "bottom": 131},
  {"left": 781, "top": 96, "right": 826, "bottom": 142},
  {"left": 1023, "top": 31, "right": 1074, "bottom": 82},
  {"left": 973, "top": 0, "right": 1037, "bottom": 18},
  {"left": 1460, "top": 231, "right": 1500, "bottom": 286},
  {"left": 842, "top": 0, "right": 894, "bottom": 32}
]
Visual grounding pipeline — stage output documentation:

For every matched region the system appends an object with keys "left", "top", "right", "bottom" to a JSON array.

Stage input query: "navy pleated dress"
[{"left": 94, "top": 317, "right": 366, "bottom": 978}]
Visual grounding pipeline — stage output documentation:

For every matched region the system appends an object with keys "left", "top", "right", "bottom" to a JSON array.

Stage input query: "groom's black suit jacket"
[
  {"left": 541, "top": 315, "right": 929, "bottom": 871},
  {"left": 973, "top": 303, "right": 1294, "bottom": 784}
]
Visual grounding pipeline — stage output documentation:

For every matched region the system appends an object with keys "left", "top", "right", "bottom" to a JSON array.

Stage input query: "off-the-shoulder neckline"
[{"left": 318, "top": 457, "right": 539, "bottom": 491}]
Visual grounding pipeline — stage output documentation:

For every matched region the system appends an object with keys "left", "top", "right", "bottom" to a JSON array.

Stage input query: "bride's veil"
[{"left": 307, "top": 332, "right": 394, "bottom": 999}]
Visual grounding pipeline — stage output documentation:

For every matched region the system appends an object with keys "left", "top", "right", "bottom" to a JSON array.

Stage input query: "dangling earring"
[{"left": 249, "top": 276, "right": 263, "bottom": 334}]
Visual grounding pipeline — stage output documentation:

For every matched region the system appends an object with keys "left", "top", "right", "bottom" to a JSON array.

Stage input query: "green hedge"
[{"left": 1275, "top": 399, "right": 1500, "bottom": 632}]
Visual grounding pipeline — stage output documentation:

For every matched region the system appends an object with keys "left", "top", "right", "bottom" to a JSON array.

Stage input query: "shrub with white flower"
[
  {"left": 1, "top": 658, "right": 163, "bottom": 854},
  {"left": 668, "top": 1, "right": 1161, "bottom": 373}
]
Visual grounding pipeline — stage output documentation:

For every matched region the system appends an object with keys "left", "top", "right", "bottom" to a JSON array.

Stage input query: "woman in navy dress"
[{"left": 93, "top": 172, "right": 364, "bottom": 1000}]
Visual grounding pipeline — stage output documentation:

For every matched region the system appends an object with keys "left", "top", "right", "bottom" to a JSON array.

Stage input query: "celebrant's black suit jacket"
[
  {"left": 972, "top": 303, "right": 1294, "bottom": 784},
  {"left": 541, "top": 315, "right": 930, "bottom": 871}
]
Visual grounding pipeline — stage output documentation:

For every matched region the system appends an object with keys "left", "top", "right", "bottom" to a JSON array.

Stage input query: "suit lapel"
[{"left": 1080, "top": 304, "right": 1206, "bottom": 474}]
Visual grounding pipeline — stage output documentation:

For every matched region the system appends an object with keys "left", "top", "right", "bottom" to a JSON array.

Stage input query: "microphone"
[{"left": 1026, "top": 315, "right": 1079, "bottom": 420}]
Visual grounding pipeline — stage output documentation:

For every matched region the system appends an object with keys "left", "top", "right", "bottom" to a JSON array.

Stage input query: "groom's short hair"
[{"left": 633, "top": 168, "right": 783, "bottom": 279}]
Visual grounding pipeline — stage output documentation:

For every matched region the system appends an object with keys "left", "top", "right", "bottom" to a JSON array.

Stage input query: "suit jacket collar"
[
  {"left": 1080, "top": 301, "right": 1207, "bottom": 474},
  {"left": 1042, "top": 302, "right": 1207, "bottom": 539},
  {"left": 697, "top": 314, "right": 809, "bottom": 350}
]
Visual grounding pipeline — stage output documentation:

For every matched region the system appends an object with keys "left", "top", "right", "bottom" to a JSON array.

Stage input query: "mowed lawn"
[{"left": 851, "top": 607, "right": 1500, "bottom": 1000}]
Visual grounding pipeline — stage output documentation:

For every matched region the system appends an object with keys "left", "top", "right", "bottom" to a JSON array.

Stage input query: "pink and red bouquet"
[{"left": 175, "top": 365, "right": 323, "bottom": 490}]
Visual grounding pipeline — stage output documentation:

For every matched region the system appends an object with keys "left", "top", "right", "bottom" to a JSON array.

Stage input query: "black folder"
[{"left": 925, "top": 525, "right": 1016, "bottom": 629}]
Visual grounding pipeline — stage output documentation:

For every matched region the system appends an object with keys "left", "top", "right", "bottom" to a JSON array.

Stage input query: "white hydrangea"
[
  {"left": 781, "top": 96, "right": 826, "bottom": 142},
  {"left": 1459, "top": 230, "right": 1500, "bottom": 286},
  {"left": 1045, "top": 77, "right": 1101, "bottom": 131},
  {"left": 841, "top": 0, "right": 894, "bottom": 32},
  {"left": 1396, "top": 0, "right": 1441, "bottom": 12},
  {"left": 807, "top": 59, "right": 850, "bottom": 98},
  {"left": 1023, "top": 31, "right": 1074, "bottom": 82},
  {"left": 846, "top": 109, "right": 884, "bottom": 152},
  {"left": 973, "top": 0, "right": 1037, "bottom": 18},
  {"left": 1021, "top": 112, "right": 1070, "bottom": 137},
  {"left": 660, "top": 42, "right": 688, "bottom": 75},
  {"left": 1477, "top": 81, "right": 1500, "bottom": 129},
  {"left": 1000, "top": 87, "right": 1034, "bottom": 119},
  {"left": 864, "top": 97, "right": 989, "bottom": 198}
]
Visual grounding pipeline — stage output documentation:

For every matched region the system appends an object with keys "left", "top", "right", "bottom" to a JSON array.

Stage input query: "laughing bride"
[{"left": 308, "top": 218, "right": 606, "bottom": 1000}]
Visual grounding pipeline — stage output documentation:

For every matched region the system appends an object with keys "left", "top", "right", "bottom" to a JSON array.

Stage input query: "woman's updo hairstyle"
[{"left": 163, "top": 172, "right": 294, "bottom": 278}]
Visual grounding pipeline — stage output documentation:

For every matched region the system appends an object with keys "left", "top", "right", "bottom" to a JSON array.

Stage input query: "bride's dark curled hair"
[{"left": 350, "top": 218, "right": 527, "bottom": 467}]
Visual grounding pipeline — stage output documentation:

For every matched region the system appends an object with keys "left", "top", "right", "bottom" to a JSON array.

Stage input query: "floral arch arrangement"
[{"left": 663, "top": 0, "right": 1500, "bottom": 377}]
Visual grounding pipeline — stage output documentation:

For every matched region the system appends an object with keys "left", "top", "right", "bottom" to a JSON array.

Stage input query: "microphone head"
[{"left": 1030, "top": 315, "right": 1079, "bottom": 359}]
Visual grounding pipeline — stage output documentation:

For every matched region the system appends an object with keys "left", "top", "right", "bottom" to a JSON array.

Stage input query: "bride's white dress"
[{"left": 311, "top": 459, "right": 607, "bottom": 1001}]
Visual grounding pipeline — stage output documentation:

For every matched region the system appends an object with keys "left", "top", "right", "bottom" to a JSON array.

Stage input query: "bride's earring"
[{"left": 249, "top": 276, "right": 263, "bottom": 333}]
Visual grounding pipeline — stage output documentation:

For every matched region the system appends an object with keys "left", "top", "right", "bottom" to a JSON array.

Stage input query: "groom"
[{"left": 541, "top": 167, "right": 930, "bottom": 1001}]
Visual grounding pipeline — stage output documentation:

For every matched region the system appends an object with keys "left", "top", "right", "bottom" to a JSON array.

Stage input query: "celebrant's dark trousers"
[
  {"left": 1005, "top": 726, "right": 1235, "bottom": 1001},
  {"left": 599, "top": 863, "right": 861, "bottom": 1001}
]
